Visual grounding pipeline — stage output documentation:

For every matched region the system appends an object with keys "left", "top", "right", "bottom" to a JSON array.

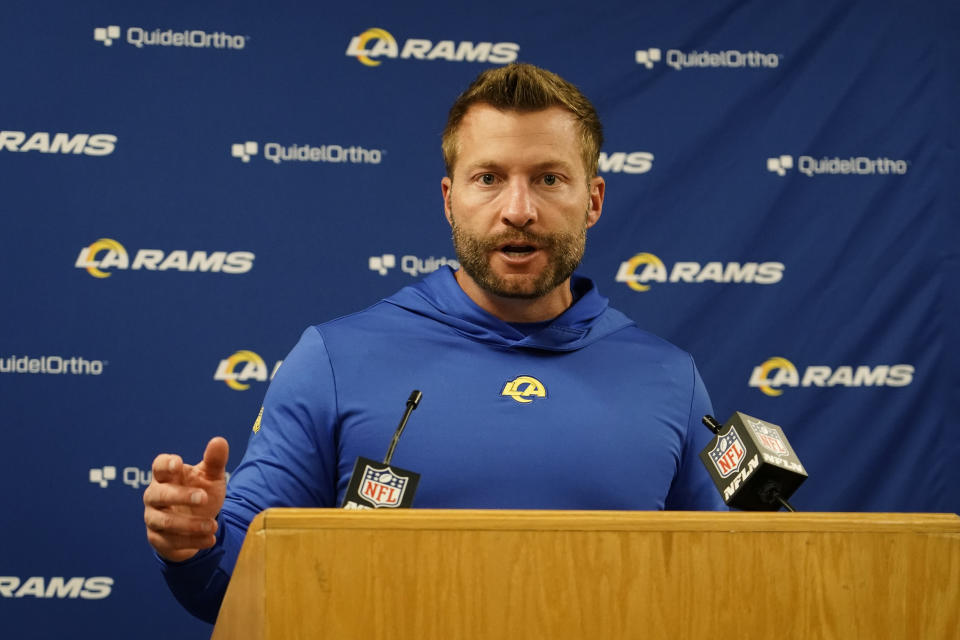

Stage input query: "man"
[{"left": 144, "top": 63, "right": 725, "bottom": 623}]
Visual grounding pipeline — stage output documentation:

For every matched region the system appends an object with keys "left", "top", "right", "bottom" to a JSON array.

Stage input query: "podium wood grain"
[{"left": 211, "top": 510, "right": 960, "bottom": 640}]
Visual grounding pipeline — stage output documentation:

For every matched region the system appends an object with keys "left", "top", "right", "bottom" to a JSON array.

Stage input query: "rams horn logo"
[
  {"left": 754, "top": 357, "right": 798, "bottom": 397},
  {"left": 346, "top": 28, "right": 397, "bottom": 67},
  {"left": 615, "top": 252, "right": 665, "bottom": 292},
  {"left": 79, "top": 238, "right": 129, "bottom": 278},
  {"left": 501, "top": 375, "right": 546, "bottom": 403},
  {"left": 216, "top": 350, "right": 267, "bottom": 391}
]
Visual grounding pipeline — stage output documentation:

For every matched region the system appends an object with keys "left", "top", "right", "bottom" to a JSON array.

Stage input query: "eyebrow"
[{"left": 463, "top": 159, "right": 578, "bottom": 174}]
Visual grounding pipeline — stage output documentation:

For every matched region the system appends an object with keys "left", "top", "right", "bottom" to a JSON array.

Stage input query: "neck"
[{"left": 453, "top": 269, "right": 573, "bottom": 323}]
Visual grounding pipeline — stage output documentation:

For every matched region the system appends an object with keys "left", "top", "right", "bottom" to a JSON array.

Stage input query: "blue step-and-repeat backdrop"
[{"left": 2, "top": 0, "right": 958, "bottom": 636}]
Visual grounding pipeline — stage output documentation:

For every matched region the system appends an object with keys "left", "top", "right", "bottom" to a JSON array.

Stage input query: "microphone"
[
  {"left": 342, "top": 390, "right": 423, "bottom": 510},
  {"left": 384, "top": 390, "right": 422, "bottom": 466},
  {"left": 699, "top": 412, "right": 807, "bottom": 511}
]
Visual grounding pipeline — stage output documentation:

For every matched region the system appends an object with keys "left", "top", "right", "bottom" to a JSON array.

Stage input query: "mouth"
[
  {"left": 498, "top": 241, "right": 539, "bottom": 260},
  {"left": 499, "top": 242, "right": 538, "bottom": 257}
]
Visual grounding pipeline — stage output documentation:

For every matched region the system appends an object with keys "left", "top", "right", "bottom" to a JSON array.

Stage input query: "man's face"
[{"left": 441, "top": 105, "right": 604, "bottom": 301}]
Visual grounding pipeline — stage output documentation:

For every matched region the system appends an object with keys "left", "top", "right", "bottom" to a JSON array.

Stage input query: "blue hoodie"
[{"left": 161, "top": 267, "right": 725, "bottom": 622}]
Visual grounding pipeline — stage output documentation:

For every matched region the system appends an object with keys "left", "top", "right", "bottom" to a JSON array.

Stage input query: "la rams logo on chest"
[{"left": 501, "top": 375, "right": 547, "bottom": 403}]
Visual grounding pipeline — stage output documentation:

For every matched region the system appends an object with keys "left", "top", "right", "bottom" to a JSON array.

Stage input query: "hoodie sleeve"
[
  {"left": 158, "top": 326, "right": 341, "bottom": 623},
  {"left": 664, "top": 355, "right": 728, "bottom": 510}
]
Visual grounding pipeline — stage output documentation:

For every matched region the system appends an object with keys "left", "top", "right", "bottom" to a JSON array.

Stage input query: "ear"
[
  {"left": 441, "top": 176, "right": 454, "bottom": 226},
  {"left": 586, "top": 176, "right": 604, "bottom": 229}
]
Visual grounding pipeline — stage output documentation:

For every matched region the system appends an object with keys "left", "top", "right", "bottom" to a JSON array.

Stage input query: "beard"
[{"left": 449, "top": 211, "right": 587, "bottom": 300}]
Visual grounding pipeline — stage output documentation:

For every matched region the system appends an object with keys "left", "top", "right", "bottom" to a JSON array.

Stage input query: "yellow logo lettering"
[{"left": 501, "top": 375, "right": 547, "bottom": 403}]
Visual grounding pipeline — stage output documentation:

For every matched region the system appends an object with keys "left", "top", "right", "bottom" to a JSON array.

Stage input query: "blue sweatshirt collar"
[{"left": 383, "top": 266, "right": 634, "bottom": 352}]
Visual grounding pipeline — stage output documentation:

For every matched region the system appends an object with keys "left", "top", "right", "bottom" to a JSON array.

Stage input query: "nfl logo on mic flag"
[
  {"left": 342, "top": 456, "right": 420, "bottom": 509},
  {"left": 748, "top": 418, "right": 789, "bottom": 456},
  {"left": 708, "top": 429, "right": 747, "bottom": 478},
  {"left": 360, "top": 462, "right": 409, "bottom": 506}
]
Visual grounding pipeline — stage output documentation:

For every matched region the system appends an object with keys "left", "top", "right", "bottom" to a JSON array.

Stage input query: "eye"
[
  {"left": 542, "top": 174, "right": 558, "bottom": 186},
  {"left": 478, "top": 173, "right": 496, "bottom": 185}
]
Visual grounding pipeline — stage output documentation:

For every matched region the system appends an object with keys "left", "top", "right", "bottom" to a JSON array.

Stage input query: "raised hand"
[{"left": 143, "top": 437, "right": 230, "bottom": 562}]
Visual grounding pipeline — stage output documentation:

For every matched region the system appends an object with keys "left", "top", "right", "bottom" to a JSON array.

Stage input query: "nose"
[{"left": 500, "top": 179, "right": 537, "bottom": 228}]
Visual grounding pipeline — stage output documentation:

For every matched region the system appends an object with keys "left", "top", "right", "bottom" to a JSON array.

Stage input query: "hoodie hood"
[{"left": 383, "top": 266, "right": 634, "bottom": 352}]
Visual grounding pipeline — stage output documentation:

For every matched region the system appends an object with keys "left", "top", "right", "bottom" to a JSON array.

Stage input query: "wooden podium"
[{"left": 211, "top": 509, "right": 960, "bottom": 639}]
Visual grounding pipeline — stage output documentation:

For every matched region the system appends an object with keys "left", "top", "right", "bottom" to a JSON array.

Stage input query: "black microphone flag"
[{"left": 699, "top": 412, "right": 807, "bottom": 510}]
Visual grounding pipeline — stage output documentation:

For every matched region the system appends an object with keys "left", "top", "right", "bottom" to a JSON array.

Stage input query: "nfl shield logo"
[
  {"left": 747, "top": 418, "right": 788, "bottom": 456},
  {"left": 708, "top": 428, "right": 747, "bottom": 478},
  {"left": 359, "top": 465, "right": 408, "bottom": 507}
]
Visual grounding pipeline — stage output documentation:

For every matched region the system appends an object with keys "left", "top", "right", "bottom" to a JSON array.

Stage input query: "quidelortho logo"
[
  {"left": 231, "top": 141, "right": 258, "bottom": 162},
  {"left": 636, "top": 47, "right": 780, "bottom": 70},
  {"left": 0, "top": 354, "right": 105, "bottom": 376},
  {"left": 0, "top": 130, "right": 116, "bottom": 156},
  {"left": 214, "top": 350, "right": 282, "bottom": 391},
  {"left": 749, "top": 357, "right": 914, "bottom": 396},
  {"left": 231, "top": 140, "right": 383, "bottom": 165},
  {"left": 615, "top": 253, "right": 784, "bottom": 292},
  {"left": 89, "top": 465, "right": 150, "bottom": 490},
  {"left": 767, "top": 155, "right": 794, "bottom": 176},
  {"left": 93, "top": 25, "right": 121, "bottom": 46},
  {"left": 75, "top": 238, "right": 254, "bottom": 278},
  {"left": 345, "top": 27, "right": 519, "bottom": 66},
  {"left": 94, "top": 24, "right": 247, "bottom": 50},
  {"left": 0, "top": 577, "right": 113, "bottom": 600},
  {"left": 369, "top": 254, "right": 460, "bottom": 277},
  {"left": 767, "top": 154, "right": 908, "bottom": 177},
  {"left": 598, "top": 151, "right": 654, "bottom": 175}
]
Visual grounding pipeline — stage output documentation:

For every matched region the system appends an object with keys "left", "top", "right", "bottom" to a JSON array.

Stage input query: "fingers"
[
  {"left": 144, "top": 505, "right": 218, "bottom": 538},
  {"left": 151, "top": 436, "right": 228, "bottom": 485},
  {"left": 151, "top": 453, "right": 185, "bottom": 484},
  {"left": 200, "top": 436, "right": 229, "bottom": 479},
  {"left": 144, "top": 504, "right": 219, "bottom": 560},
  {"left": 143, "top": 480, "right": 210, "bottom": 510}
]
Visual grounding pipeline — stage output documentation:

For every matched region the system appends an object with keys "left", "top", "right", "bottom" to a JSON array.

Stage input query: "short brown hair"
[{"left": 442, "top": 63, "right": 604, "bottom": 178}]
